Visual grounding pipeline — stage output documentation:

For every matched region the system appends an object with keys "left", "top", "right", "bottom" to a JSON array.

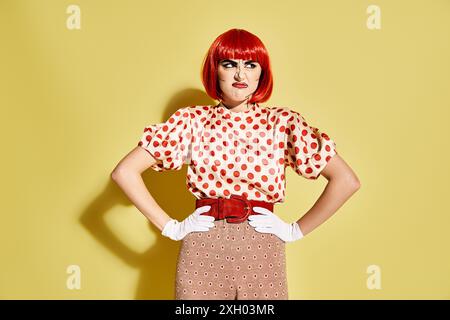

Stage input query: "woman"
[{"left": 111, "top": 28, "right": 361, "bottom": 300}]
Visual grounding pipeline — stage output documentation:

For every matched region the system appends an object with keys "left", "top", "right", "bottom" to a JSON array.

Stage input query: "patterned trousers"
[{"left": 174, "top": 218, "right": 288, "bottom": 300}]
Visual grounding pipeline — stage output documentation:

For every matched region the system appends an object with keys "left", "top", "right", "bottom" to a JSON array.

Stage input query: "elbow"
[
  {"left": 332, "top": 174, "right": 361, "bottom": 191},
  {"left": 111, "top": 165, "right": 140, "bottom": 181},
  {"left": 110, "top": 170, "right": 120, "bottom": 182},
  {"left": 110, "top": 166, "right": 128, "bottom": 181},
  {"left": 350, "top": 175, "right": 361, "bottom": 191}
]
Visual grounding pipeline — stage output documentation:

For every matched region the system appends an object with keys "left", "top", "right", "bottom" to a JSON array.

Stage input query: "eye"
[{"left": 221, "top": 62, "right": 259, "bottom": 69}]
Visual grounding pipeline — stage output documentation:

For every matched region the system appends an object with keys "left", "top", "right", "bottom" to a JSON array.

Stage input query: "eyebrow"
[{"left": 220, "top": 59, "right": 258, "bottom": 64}]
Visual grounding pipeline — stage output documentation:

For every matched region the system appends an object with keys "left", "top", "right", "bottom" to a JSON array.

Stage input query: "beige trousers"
[{"left": 175, "top": 218, "right": 288, "bottom": 300}]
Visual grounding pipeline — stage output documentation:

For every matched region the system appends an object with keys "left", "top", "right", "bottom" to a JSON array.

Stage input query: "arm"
[
  {"left": 110, "top": 146, "right": 173, "bottom": 232},
  {"left": 296, "top": 154, "right": 361, "bottom": 236}
]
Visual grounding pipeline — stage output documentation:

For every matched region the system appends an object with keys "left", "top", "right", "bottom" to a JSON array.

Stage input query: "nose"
[{"left": 235, "top": 63, "right": 246, "bottom": 81}]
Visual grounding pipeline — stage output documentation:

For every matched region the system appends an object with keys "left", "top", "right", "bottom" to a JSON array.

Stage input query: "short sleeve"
[
  {"left": 284, "top": 111, "right": 337, "bottom": 179},
  {"left": 137, "top": 107, "right": 193, "bottom": 171}
]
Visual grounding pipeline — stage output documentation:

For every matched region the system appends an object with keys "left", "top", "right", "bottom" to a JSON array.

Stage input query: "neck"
[{"left": 220, "top": 100, "right": 253, "bottom": 113}]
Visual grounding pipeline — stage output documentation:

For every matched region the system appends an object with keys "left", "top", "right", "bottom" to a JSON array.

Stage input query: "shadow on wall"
[{"left": 79, "top": 89, "right": 217, "bottom": 299}]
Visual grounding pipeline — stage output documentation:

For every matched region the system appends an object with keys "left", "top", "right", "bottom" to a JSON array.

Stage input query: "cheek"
[
  {"left": 217, "top": 69, "right": 233, "bottom": 80},
  {"left": 250, "top": 74, "right": 261, "bottom": 85},
  {"left": 249, "top": 70, "right": 261, "bottom": 81}
]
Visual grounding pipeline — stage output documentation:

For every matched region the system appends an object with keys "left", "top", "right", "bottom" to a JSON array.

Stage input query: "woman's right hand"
[{"left": 161, "top": 205, "right": 215, "bottom": 241}]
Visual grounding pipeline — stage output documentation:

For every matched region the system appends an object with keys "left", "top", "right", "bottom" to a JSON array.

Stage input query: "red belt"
[{"left": 195, "top": 194, "right": 274, "bottom": 223}]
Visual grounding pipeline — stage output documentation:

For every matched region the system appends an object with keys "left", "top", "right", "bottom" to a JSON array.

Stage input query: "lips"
[{"left": 232, "top": 82, "right": 248, "bottom": 88}]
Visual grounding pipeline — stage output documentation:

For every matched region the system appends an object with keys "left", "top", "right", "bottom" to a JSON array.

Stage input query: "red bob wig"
[{"left": 201, "top": 28, "right": 273, "bottom": 104}]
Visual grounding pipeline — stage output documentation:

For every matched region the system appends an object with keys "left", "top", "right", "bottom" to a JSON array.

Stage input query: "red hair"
[{"left": 201, "top": 28, "right": 273, "bottom": 104}]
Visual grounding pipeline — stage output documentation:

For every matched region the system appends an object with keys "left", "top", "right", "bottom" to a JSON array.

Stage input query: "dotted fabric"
[
  {"left": 175, "top": 219, "right": 288, "bottom": 300},
  {"left": 138, "top": 103, "right": 337, "bottom": 203}
]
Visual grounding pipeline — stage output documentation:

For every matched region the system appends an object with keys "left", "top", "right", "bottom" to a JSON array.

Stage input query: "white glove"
[
  {"left": 248, "top": 206, "right": 304, "bottom": 242},
  {"left": 161, "top": 205, "right": 215, "bottom": 241}
]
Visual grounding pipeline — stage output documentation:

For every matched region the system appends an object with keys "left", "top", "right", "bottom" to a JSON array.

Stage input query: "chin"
[{"left": 229, "top": 92, "right": 252, "bottom": 100}]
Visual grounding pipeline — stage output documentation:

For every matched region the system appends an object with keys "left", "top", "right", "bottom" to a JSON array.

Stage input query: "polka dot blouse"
[{"left": 137, "top": 103, "right": 337, "bottom": 203}]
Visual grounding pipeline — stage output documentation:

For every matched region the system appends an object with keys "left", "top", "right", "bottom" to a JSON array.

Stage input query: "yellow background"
[{"left": 1, "top": 0, "right": 449, "bottom": 299}]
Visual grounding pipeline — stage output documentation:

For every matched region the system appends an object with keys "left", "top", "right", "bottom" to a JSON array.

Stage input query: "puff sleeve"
[
  {"left": 284, "top": 111, "right": 337, "bottom": 179},
  {"left": 137, "top": 107, "right": 193, "bottom": 171}
]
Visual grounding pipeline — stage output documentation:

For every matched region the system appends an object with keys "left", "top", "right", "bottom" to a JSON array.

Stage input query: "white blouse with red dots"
[{"left": 137, "top": 103, "right": 337, "bottom": 204}]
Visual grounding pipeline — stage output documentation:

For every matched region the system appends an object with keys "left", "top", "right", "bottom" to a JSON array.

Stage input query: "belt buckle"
[{"left": 226, "top": 194, "right": 252, "bottom": 223}]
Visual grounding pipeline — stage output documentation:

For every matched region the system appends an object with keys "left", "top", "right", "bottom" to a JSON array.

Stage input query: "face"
[{"left": 217, "top": 58, "right": 262, "bottom": 103}]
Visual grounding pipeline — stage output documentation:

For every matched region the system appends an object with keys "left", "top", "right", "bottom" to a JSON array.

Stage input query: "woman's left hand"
[{"left": 248, "top": 207, "right": 304, "bottom": 242}]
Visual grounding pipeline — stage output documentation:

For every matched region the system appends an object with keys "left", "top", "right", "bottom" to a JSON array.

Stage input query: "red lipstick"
[{"left": 232, "top": 82, "right": 248, "bottom": 88}]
